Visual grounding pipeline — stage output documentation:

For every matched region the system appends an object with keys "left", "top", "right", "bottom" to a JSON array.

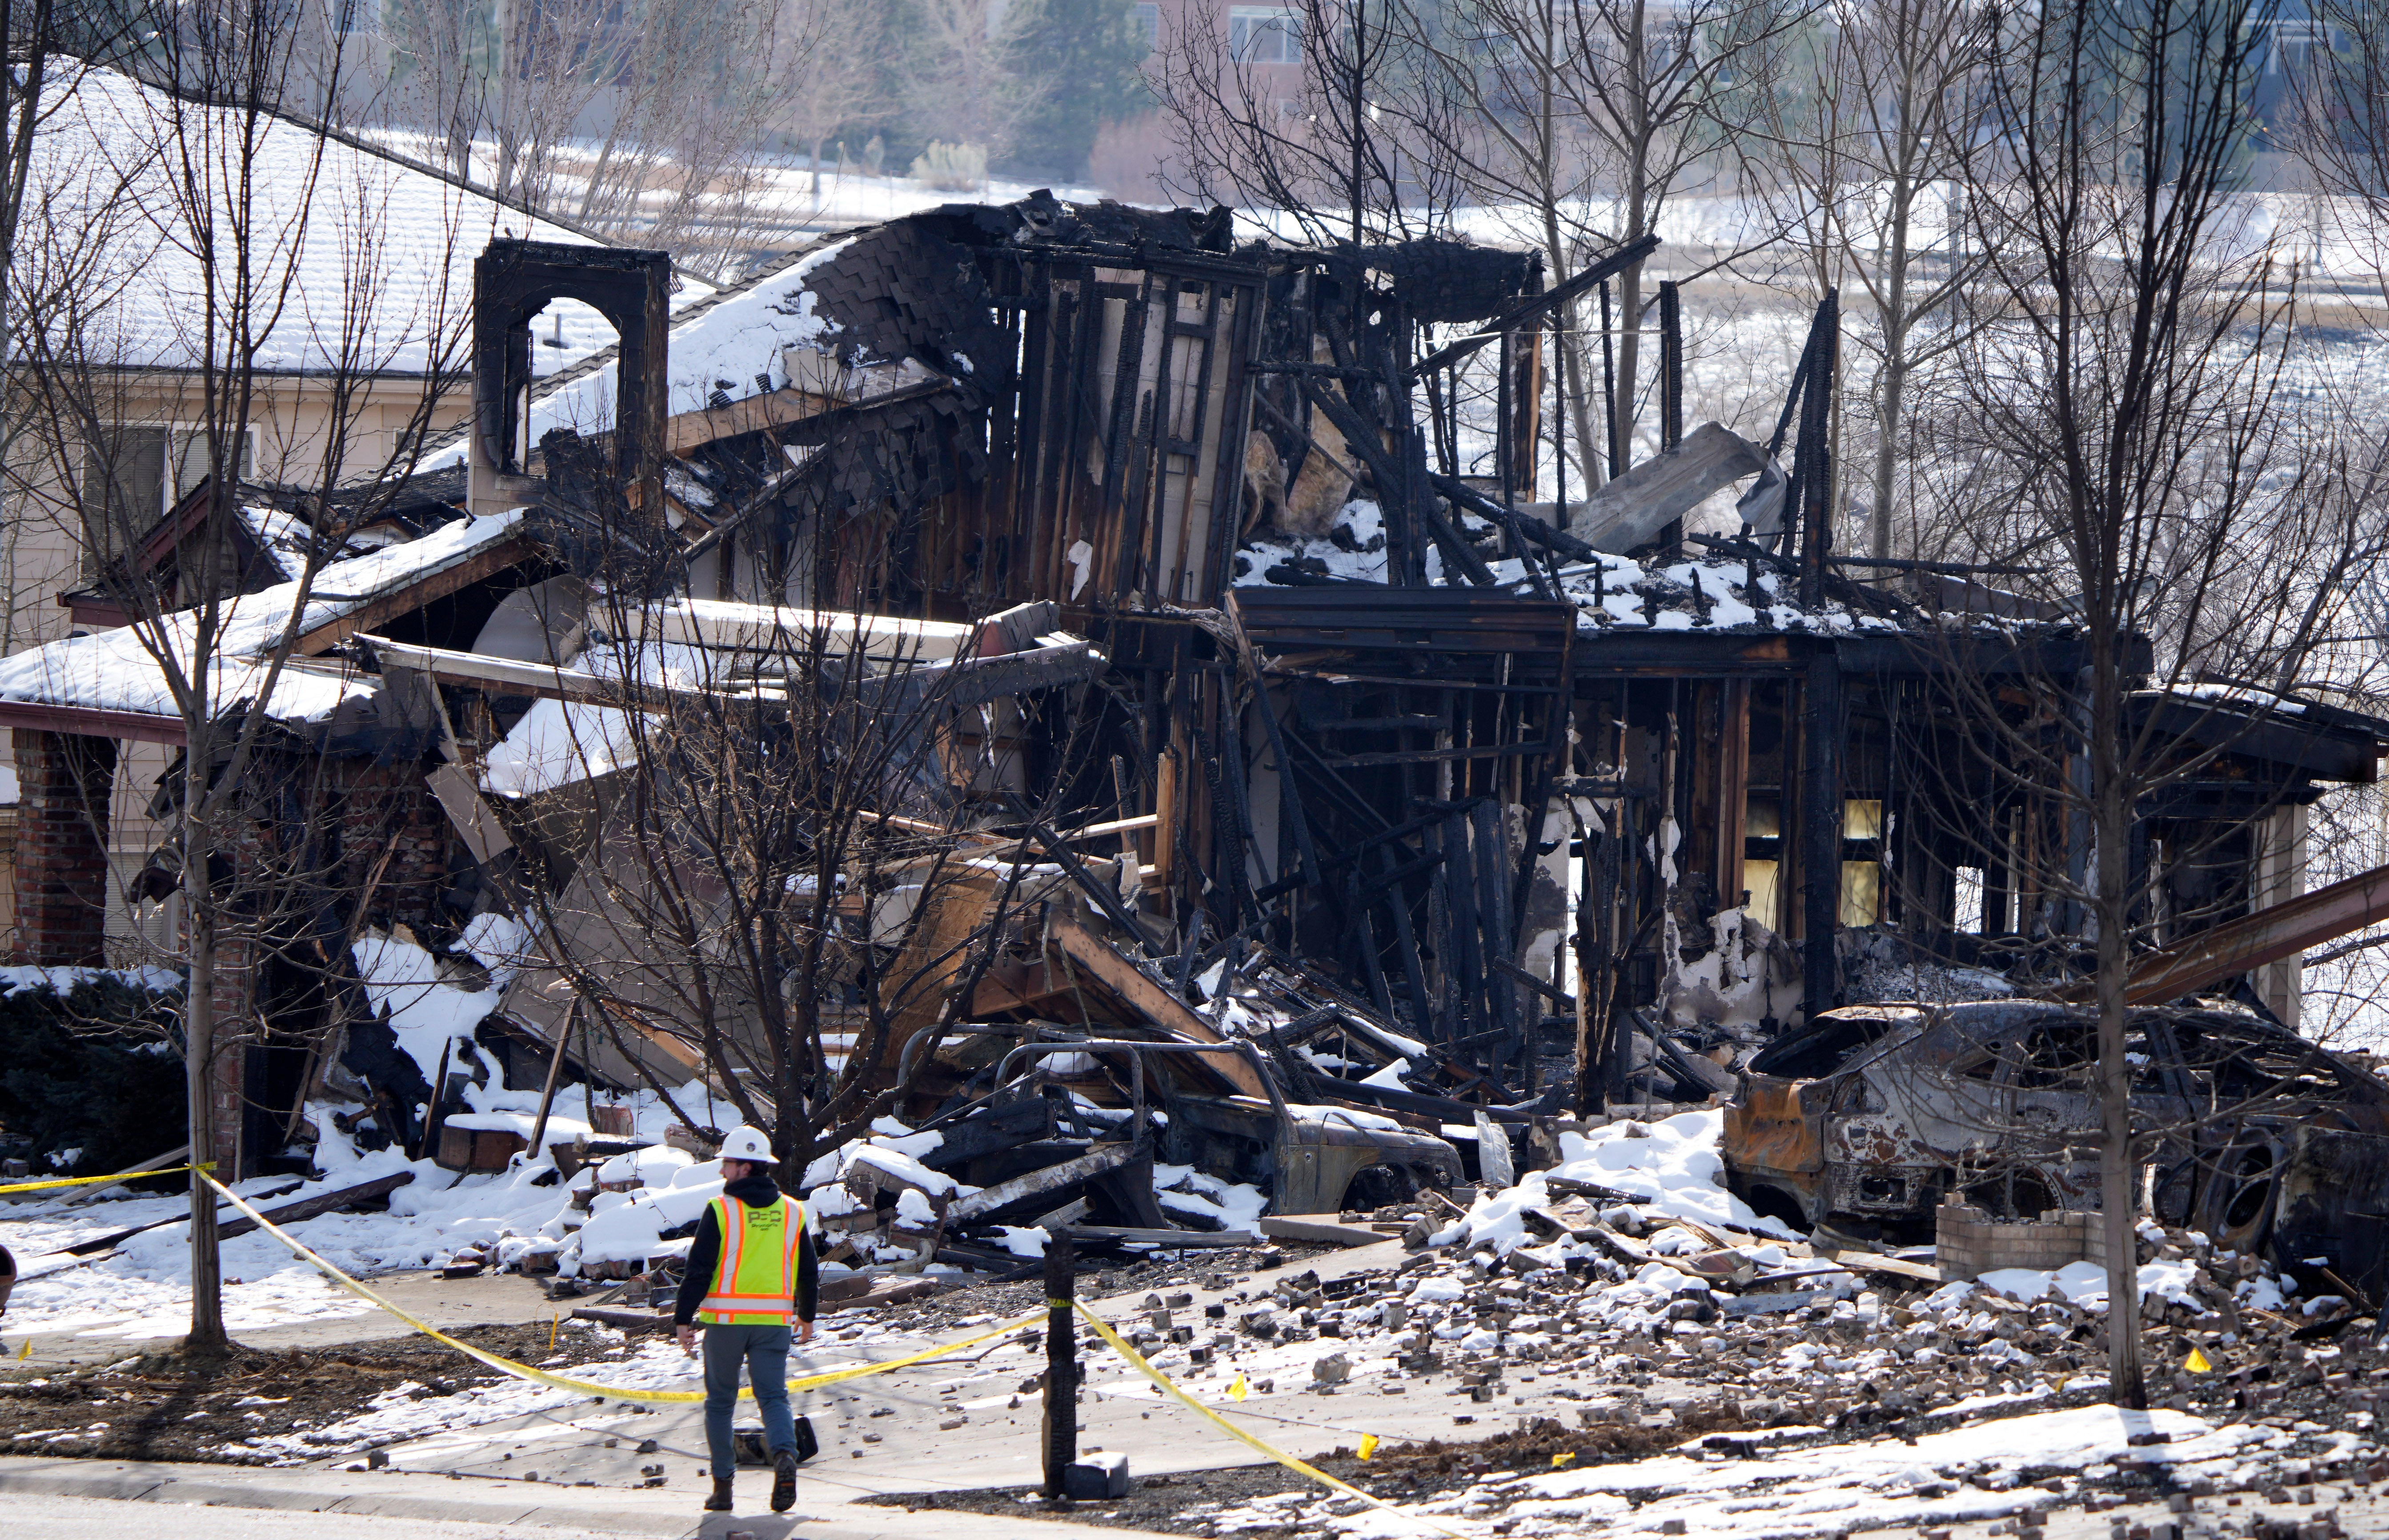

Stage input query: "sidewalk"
[{"left": 0, "top": 1453, "right": 1178, "bottom": 1538}]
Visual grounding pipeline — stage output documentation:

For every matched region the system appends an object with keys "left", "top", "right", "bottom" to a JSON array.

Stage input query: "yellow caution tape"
[
  {"left": 1074, "top": 1300, "right": 1467, "bottom": 1539},
  {"left": 212, "top": 1167, "right": 1452, "bottom": 1525},
  {"left": 0, "top": 1162, "right": 215, "bottom": 1195},
  {"left": 200, "top": 1172, "right": 1038, "bottom": 1404}
]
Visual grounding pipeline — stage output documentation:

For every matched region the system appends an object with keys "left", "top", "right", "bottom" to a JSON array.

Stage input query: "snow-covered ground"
[
  {"left": 1196, "top": 1403, "right": 2293, "bottom": 1538},
  {"left": 0, "top": 923, "right": 1271, "bottom": 1346}
]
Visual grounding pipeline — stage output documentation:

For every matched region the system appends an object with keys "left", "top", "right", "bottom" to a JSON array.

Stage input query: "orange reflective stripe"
[
  {"left": 697, "top": 1194, "right": 806, "bottom": 1326},
  {"left": 698, "top": 1195, "right": 750, "bottom": 1326}
]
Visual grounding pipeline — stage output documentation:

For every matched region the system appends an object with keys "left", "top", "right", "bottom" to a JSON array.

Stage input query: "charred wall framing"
[{"left": 987, "top": 243, "right": 1266, "bottom": 613}]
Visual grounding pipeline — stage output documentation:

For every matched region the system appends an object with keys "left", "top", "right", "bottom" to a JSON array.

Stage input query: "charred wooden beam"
[
  {"left": 1801, "top": 650, "right": 1844, "bottom": 1015},
  {"left": 1407, "top": 234, "right": 1660, "bottom": 382},
  {"left": 945, "top": 1142, "right": 1138, "bottom": 1224}
]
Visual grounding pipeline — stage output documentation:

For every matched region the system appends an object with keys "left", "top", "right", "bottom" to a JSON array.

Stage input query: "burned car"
[{"left": 1724, "top": 1000, "right": 2389, "bottom": 1300}]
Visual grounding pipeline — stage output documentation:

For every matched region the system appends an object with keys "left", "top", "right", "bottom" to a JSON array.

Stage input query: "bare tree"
[
  {"left": 496, "top": 458, "right": 1101, "bottom": 1179},
  {"left": 384, "top": 0, "right": 482, "bottom": 180},
  {"left": 1377, "top": 0, "right": 1801, "bottom": 494},
  {"left": 384, "top": 0, "right": 803, "bottom": 280},
  {"left": 1, "top": 4, "right": 150, "bottom": 653},
  {"left": 772, "top": 0, "right": 890, "bottom": 212},
  {"left": 1150, "top": 0, "right": 1469, "bottom": 247},
  {"left": 1521, "top": 0, "right": 1804, "bottom": 472},
  {"left": 1739, "top": 0, "right": 2003, "bottom": 556},
  {"left": 1907, "top": 0, "right": 2389, "bottom": 1407},
  {"left": 559, "top": 0, "right": 793, "bottom": 273},
  {"left": 7, "top": 11, "right": 480, "bottom": 1352},
  {"left": 893, "top": 0, "right": 1060, "bottom": 172}
]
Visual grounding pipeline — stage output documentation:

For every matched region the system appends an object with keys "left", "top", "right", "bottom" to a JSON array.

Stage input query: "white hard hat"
[{"left": 718, "top": 1126, "right": 777, "bottom": 1163}]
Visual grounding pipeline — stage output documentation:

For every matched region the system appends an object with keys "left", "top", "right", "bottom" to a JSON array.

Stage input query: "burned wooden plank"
[
  {"left": 1043, "top": 918, "right": 1275, "bottom": 1100},
  {"left": 68, "top": 1171, "right": 415, "bottom": 1255},
  {"left": 1064, "top": 1224, "right": 1256, "bottom": 1247},
  {"left": 218, "top": 1171, "right": 420, "bottom": 1241},
  {"left": 945, "top": 1141, "right": 1138, "bottom": 1224}
]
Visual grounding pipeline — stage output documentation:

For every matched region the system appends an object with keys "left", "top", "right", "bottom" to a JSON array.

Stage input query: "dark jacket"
[{"left": 673, "top": 1172, "right": 819, "bottom": 1327}]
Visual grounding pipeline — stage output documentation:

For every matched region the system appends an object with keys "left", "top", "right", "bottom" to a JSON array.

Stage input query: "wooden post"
[
  {"left": 1797, "top": 291, "right": 1840, "bottom": 609},
  {"left": 1801, "top": 651, "right": 1844, "bottom": 1018},
  {"left": 1716, "top": 680, "right": 1751, "bottom": 909},
  {"left": 526, "top": 1000, "right": 579, "bottom": 1166},
  {"left": 414, "top": 1037, "right": 454, "bottom": 1164},
  {"left": 1041, "top": 1231, "right": 1077, "bottom": 1498}
]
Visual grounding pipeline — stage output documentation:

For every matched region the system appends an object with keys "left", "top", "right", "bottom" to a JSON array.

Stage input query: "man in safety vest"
[{"left": 673, "top": 1125, "right": 818, "bottom": 1514}]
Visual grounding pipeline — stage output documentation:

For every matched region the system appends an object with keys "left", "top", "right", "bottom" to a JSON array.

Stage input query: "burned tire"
[
  {"left": 2211, "top": 1143, "right": 2279, "bottom": 1255},
  {"left": 1741, "top": 1183, "right": 1813, "bottom": 1234},
  {"left": 1341, "top": 1164, "right": 1416, "bottom": 1210}
]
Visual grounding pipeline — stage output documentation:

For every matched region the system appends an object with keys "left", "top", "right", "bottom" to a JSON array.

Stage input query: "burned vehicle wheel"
[
  {"left": 2212, "top": 1143, "right": 2279, "bottom": 1254},
  {"left": 1341, "top": 1164, "right": 1416, "bottom": 1210},
  {"left": 1740, "top": 1182, "right": 1813, "bottom": 1234}
]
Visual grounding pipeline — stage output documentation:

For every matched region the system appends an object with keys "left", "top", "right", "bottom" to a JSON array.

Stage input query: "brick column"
[{"left": 12, "top": 730, "right": 116, "bottom": 964}]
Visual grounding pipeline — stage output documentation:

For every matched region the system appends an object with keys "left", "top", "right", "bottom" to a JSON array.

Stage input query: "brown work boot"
[
  {"left": 771, "top": 1449, "right": 798, "bottom": 1512},
  {"left": 704, "top": 1475, "right": 735, "bottom": 1512}
]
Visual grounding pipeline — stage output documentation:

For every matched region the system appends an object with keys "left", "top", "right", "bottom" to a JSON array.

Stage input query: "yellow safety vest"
[{"left": 697, "top": 1192, "right": 807, "bottom": 1326}]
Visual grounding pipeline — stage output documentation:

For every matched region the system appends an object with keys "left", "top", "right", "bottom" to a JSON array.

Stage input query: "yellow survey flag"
[
  {"left": 1229, "top": 1372, "right": 1249, "bottom": 1402},
  {"left": 16, "top": 1339, "right": 29, "bottom": 1360},
  {"left": 1552, "top": 1452, "right": 1577, "bottom": 1468},
  {"left": 1358, "top": 1433, "right": 1380, "bottom": 1461},
  {"left": 2185, "top": 1346, "right": 2213, "bottom": 1373}
]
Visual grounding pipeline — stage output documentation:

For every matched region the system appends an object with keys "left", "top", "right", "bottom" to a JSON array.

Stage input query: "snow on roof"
[
  {"left": 24, "top": 68, "right": 713, "bottom": 377},
  {"left": 0, "top": 509, "right": 526, "bottom": 723},
  {"left": 418, "top": 238, "right": 856, "bottom": 470},
  {"left": 1236, "top": 499, "right": 1900, "bottom": 637}
]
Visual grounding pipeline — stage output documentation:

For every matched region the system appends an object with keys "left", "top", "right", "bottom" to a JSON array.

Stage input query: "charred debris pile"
[{"left": 6, "top": 194, "right": 2389, "bottom": 1307}]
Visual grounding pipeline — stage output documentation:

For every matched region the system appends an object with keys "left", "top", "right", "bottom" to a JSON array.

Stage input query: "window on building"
[
  {"left": 78, "top": 424, "right": 256, "bottom": 580},
  {"left": 1839, "top": 797, "right": 1884, "bottom": 928},
  {"left": 1229, "top": 6, "right": 1303, "bottom": 63}
]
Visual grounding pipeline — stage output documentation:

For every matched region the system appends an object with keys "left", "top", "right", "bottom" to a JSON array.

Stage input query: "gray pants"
[{"left": 701, "top": 1321, "right": 795, "bottom": 1479}]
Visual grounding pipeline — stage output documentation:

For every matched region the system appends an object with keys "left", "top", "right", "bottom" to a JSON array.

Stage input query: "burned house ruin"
[{"left": 6, "top": 194, "right": 2385, "bottom": 1300}]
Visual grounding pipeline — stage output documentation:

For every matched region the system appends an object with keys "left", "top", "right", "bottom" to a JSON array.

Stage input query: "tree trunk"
[
  {"left": 1559, "top": 313, "right": 1603, "bottom": 492},
  {"left": 2092, "top": 641, "right": 2146, "bottom": 1408},
  {"left": 1871, "top": 346, "right": 1908, "bottom": 561},
  {"left": 1869, "top": 174, "right": 1916, "bottom": 560},
  {"left": 184, "top": 882, "right": 228, "bottom": 1354}
]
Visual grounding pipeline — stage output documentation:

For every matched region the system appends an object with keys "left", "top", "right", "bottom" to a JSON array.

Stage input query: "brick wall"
[
  {"left": 168, "top": 751, "right": 460, "bottom": 1179},
  {"left": 1935, "top": 1203, "right": 2112, "bottom": 1280},
  {"left": 330, "top": 757, "right": 456, "bottom": 931},
  {"left": 12, "top": 730, "right": 116, "bottom": 964}
]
